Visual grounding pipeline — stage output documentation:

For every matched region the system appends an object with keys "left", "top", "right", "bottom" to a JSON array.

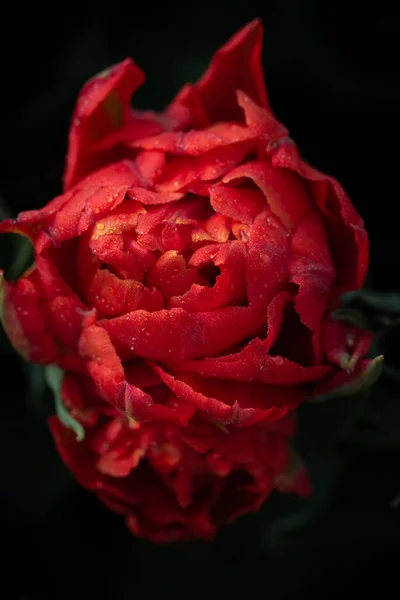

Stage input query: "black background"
[{"left": 1, "top": 1, "right": 400, "bottom": 598}]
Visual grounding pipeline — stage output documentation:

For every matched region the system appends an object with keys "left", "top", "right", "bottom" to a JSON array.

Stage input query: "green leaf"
[
  {"left": 24, "top": 363, "right": 55, "bottom": 418},
  {"left": 333, "top": 289, "right": 400, "bottom": 332},
  {"left": 331, "top": 307, "right": 369, "bottom": 329},
  {"left": 341, "top": 290, "right": 400, "bottom": 315},
  {"left": 45, "top": 365, "right": 85, "bottom": 441},
  {"left": 0, "top": 234, "right": 34, "bottom": 282}
]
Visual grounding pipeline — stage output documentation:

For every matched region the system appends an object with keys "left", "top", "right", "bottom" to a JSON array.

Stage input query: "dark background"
[{"left": 1, "top": 1, "right": 400, "bottom": 598}]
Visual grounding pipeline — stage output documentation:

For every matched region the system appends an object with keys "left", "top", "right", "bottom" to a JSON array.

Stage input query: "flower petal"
[
  {"left": 153, "top": 365, "right": 300, "bottom": 426},
  {"left": 167, "top": 20, "right": 269, "bottom": 127},
  {"left": 271, "top": 141, "right": 369, "bottom": 301},
  {"left": 147, "top": 251, "right": 205, "bottom": 303},
  {"left": 236, "top": 90, "right": 288, "bottom": 142},
  {"left": 99, "top": 305, "right": 263, "bottom": 363},
  {"left": 246, "top": 212, "right": 290, "bottom": 310},
  {"left": 176, "top": 291, "right": 332, "bottom": 384},
  {"left": 169, "top": 241, "right": 247, "bottom": 311},
  {"left": 79, "top": 324, "right": 194, "bottom": 423},
  {"left": 87, "top": 268, "right": 164, "bottom": 317},
  {"left": 177, "top": 338, "right": 331, "bottom": 385},
  {"left": 0, "top": 269, "right": 59, "bottom": 363},
  {"left": 222, "top": 160, "right": 312, "bottom": 230},
  {"left": 154, "top": 142, "right": 253, "bottom": 193},
  {"left": 64, "top": 59, "right": 145, "bottom": 189},
  {"left": 289, "top": 211, "right": 335, "bottom": 359},
  {"left": 210, "top": 185, "right": 266, "bottom": 225},
  {"left": 133, "top": 122, "right": 253, "bottom": 155},
  {"left": 11, "top": 161, "right": 139, "bottom": 248}
]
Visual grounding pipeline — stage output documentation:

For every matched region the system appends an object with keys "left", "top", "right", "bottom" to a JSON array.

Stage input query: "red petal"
[
  {"left": 127, "top": 187, "right": 184, "bottom": 205},
  {"left": 176, "top": 291, "right": 332, "bottom": 384},
  {"left": 124, "top": 361, "right": 161, "bottom": 389},
  {"left": 222, "top": 160, "right": 312, "bottom": 230},
  {"left": 210, "top": 185, "right": 266, "bottom": 224},
  {"left": 61, "top": 373, "right": 114, "bottom": 427},
  {"left": 0, "top": 217, "right": 42, "bottom": 241},
  {"left": 79, "top": 324, "right": 125, "bottom": 390},
  {"left": 169, "top": 241, "right": 247, "bottom": 311},
  {"left": 134, "top": 150, "right": 166, "bottom": 184},
  {"left": 153, "top": 366, "right": 299, "bottom": 426},
  {"left": 15, "top": 161, "right": 139, "bottom": 246},
  {"left": 246, "top": 212, "right": 290, "bottom": 310},
  {"left": 177, "top": 338, "right": 331, "bottom": 385},
  {"left": 133, "top": 122, "right": 253, "bottom": 155},
  {"left": 99, "top": 306, "right": 262, "bottom": 363},
  {"left": 271, "top": 142, "right": 369, "bottom": 300},
  {"left": 79, "top": 325, "right": 194, "bottom": 423},
  {"left": 86, "top": 111, "right": 163, "bottom": 155},
  {"left": 165, "top": 83, "right": 208, "bottom": 130},
  {"left": 166, "top": 20, "right": 269, "bottom": 127},
  {"left": 64, "top": 59, "right": 145, "bottom": 189},
  {"left": 154, "top": 142, "right": 252, "bottom": 193},
  {"left": 289, "top": 212, "right": 335, "bottom": 359},
  {"left": 204, "top": 214, "right": 231, "bottom": 242},
  {"left": 88, "top": 268, "right": 164, "bottom": 317},
  {"left": 0, "top": 269, "right": 59, "bottom": 363},
  {"left": 34, "top": 254, "right": 94, "bottom": 351},
  {"left": 79, "top": 326, "right": 156, "bottom": 421},
  {"left": 236, "top": 91, "right": 288, "bottom": 142},
  {"left": 147, "top": 251, "right": 205, "bottom": 303}
]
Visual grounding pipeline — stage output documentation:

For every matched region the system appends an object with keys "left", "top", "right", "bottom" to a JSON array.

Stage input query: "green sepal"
[
  {"left": 308, "top": 355, "right": 384, "bottom": 403},
  {"left": 45, "top": 365, "right": 85, "bottom": 441}
]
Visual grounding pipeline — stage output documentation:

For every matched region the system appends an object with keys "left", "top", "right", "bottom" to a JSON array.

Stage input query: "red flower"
[
  {"left": 0, "top": 21, "right": 370, "bottom": 425},
  {"left": 49, "top": 373, "right": 310, "bottom": 542},
  {"left": 0, "top": 21, "right": 372, "bottom": 538}
]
